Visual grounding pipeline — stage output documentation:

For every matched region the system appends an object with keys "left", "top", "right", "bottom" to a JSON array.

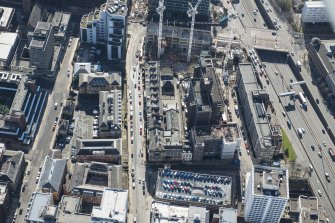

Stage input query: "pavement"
[
  {"left": 126, "top": 22, "right": 154, "bottom": 223},
  {"left": 12, "top": 37, "right": 78, "bottom": 223}
]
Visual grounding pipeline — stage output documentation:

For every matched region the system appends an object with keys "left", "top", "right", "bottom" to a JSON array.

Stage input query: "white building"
[
  {"left": 151, "top": 201, "right": 210, "bottom": 223},
  {"left": 91, "top": 188, "right": 128, "bottom": 223},
  {"left": 244, "top": 165, "right": 289, "bottom": 223},
  {"left": 80, "top": 0, "right": 127, "bottom": 60},
  {"left": 301, "top": 1, "right": 329, "bottom": 23}
]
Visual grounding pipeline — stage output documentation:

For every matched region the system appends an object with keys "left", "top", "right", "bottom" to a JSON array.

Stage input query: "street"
[
  {"left": 12, "top": 37, "right": 78, "bottom": 223},
  {"left": 125, "top": 22, "right": 154, "bottom": 222}
]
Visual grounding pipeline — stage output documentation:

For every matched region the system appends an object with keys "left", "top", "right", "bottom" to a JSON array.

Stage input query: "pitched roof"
[
  {"left": 0, "top": 151, "right": 24, "bottom": 184},
  {"left": 38, "top": 157, "right": 66, "bottom": 192}
]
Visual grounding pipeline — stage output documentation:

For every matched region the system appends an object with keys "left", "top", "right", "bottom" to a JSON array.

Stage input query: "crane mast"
[
  {"left": 187, "top": 0, "right": 202, "bottom": 63},
  {"left": 156, "top": 0, "right": 165, "bottom": 59}
]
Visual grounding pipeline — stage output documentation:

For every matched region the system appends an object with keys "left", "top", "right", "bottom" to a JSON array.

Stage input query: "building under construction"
[
  {"left": 148, "top": 0, "right": 210, "bottom": 23},
  {"left": 146, "top": 22, "right": 212, "bottom": 61}
]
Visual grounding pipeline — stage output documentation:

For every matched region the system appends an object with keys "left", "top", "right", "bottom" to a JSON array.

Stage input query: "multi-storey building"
[
  {"left": 301, "top": 1, "right": 329, "bottom": 23},
  {"left": 236, "top": 63, "right": 282, "bottom": 164},
  {"left": 244, "top": 165, "right": 289, "bottom": 223},
  {"left": 28, "top": 22, "right": 54, "bottom": 69},
  {"left": 80, "top": 0, "right": 127, "bottom": 60}
]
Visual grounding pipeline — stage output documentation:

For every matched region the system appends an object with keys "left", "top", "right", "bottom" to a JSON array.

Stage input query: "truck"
[
  {"left": 328, "top": 148, "right": 335, "bottom": 161},
  {"left": 296, "top": 61, "right": 301, "bottom": 71}
]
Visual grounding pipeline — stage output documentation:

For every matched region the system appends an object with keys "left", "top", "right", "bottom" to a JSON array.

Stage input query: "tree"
[{"left": 279, "top": 0, "right": 292, "bottom": 12}]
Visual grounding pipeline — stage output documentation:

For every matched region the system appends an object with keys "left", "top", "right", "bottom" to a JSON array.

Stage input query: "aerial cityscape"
[{"left": 0, "top": 0, "right": 334, "bottom": 222}]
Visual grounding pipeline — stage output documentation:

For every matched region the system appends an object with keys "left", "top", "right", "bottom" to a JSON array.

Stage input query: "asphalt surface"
[
  {"left": 13, "top": 38, "right": 78, "bottom": 223},
  {"left": 254, "top": 51, "right": 335, "bottom": 221},
  {"left": 126, "top": 22, "right": 154, "bottom": 223}
]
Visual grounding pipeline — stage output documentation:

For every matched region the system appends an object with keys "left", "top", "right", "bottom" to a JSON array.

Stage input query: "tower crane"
[
  {"left": 156, "top": 0, "right": 165, "bottom": 59},
  {"left": 187, "top": 0, "right": 202, "bottom": 63}
]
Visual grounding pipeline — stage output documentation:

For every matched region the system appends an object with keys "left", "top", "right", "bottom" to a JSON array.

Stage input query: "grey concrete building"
[
  {"left": 236, "top": 64, "right": 282, "bottom": 164},
  {"left": 25, "top": 192, "right": 57, "bottom": 223},
  {"left": 190, "top": 123, "right": 242, "bottom": 161},
  {"left": 79, "top": 72, "right": 121, "bottom": 94},
  {"left": 307, "top": 38, "right": 335, "bottom": 109},
  {"left": 186, "top": 56, "right": 224, "bottom": 128},
  {"left": 28, "top": 22, "right": 55, "bottom": 70}
]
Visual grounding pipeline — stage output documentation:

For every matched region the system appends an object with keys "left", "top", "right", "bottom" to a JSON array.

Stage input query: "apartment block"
[
  {"left": 244, "top": 166, "right": 289, "bottom": 223},
  {"left": 80, "top": 0, "right": 127, "bottom": 60}
]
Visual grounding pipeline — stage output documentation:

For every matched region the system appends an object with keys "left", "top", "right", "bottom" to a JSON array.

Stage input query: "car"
[
  {"left": 316, "top": 99, "right": 319, "bottom": 104},
  {"left": 19, "top": 208, "right": 23, "bottom": 215},
  {"left": 254, "top": 18, "right": 256, "bottom": 22},
  {"left": 325, "top": 173, "right": 330, "bottom": 182},
  {"left": 323, "top": 141, "right": 327, "bottom": 147},
  {"left": 291, "top": 52, "right": 294, "bottom": 56},
  {"left": 318, "top": 152, "right": 322, "bottom": 158},
  {"left": 241, "top": 13, "right": 244, "bottom": 17},
  {"left": 54, "top": 102, "right": 58, "bottom": 109},
  {"left": 294, "top": 34, "right": 299, "bottom": 39},
  {"left": 309, "top": 165, "right": 313, "bottom": 171},
  {"left": 139, "top": 178, "right": 141, "bottom": 184},
  {"left": 287, "top": 120, "right": 291, "bottom": 128},
  {"left": 27, "top": 169, "right": 31, "bottom": 175},
  {"left": 93, "top": 126, "right": 99, "bottom": 130},
  {"left": 13, "top": 213, "right": 17, "bottom": 220},
  {"left": 301, "top": 128, "right": 305, "bottom": 134},
  {"left": 132, "top": 182, "right": 135, "bottom": 189},
  {"left": 65, "top": 136, "right": 71, "bottom": 143},
  {"left": 133, "top": 66, "right": 136, "bottom": 71},
  {"left": 36, "top": 177, "right": 39, "bottom": 183},
  {"left": 282, "top": 111, "right": 286, "bottom": 117},
  {"left": 318, "top": 190, "right": 322, "bottom": 196},
  {"left": 311, "top": 145, "right": 315, "bottom": 151}
]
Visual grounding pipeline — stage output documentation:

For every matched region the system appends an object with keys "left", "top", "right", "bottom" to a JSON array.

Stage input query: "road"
[
  {"left": 254, "top": 51, "right": 335, "bottom": 220},
  {"left": 126, "top": 22, "right": 153, "bottom": 223},
  {"left": 13, "top": 38, "right": 78, "bottom": 223}
]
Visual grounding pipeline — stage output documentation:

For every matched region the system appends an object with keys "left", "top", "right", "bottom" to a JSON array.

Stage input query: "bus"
[{"left": 298, "top": 92, "right": 307, "bottom": 108}]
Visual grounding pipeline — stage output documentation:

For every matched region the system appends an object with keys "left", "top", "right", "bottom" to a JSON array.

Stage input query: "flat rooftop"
[
  {"left": 26, "top": 192, "right": 53, "bottom": 221},
  {"left": 252, "top": 165, "right": 289, "bottom": 198},
  {"left": 305, "top": 1, "right": 325, "bottom": 8},
  {"left": 299, "top": 196, "right": 319, "bottom": 223},
  {"left": 155, "top": 168, "right": 232, "bottom": 206},
  {"left": 0, "top": 6, "right": 14, "bottom": 30},
  {"left": 91, "top": 188, "right": 128, "bottom": 222},
  {"left": 194, "top": 124, "right": 240, "bottom": 143},
  {"left": 0, "top": 183, "right": 7, "bottom": 204},
  {"left": 0, "top": 32, "right": 18, "bottom": 61},
  {"left": 57, "top": 196, "right": 90, "bottom": 223},
  {"left": 239, "top": 64, "right": 272, "bottom": 139}
]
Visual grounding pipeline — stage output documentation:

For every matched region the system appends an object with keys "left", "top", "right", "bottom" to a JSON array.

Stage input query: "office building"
[
  {"left": 244, "top": 165, "right": 289, "bottom": 223},
  {"left": 236, "top": 64, "right": 282, "bottom": 164},
  {"left": 186, "top": 56, "right": 224, "bottom": 128},
  {"left": 190, "top": 123, "right": 242, "bottom": 161},
  {"left": 28, "top": 22, "right": 55, "bottom": 69},
  {"left": 80, "top": 0, "right": 127, "bottom": 60},
  {"left": 0, "top": 75, "right": 47, "bottom": 145},
  {"left": 0, "top": 32, "right": 19, "bottom": 69},
  {"left": 301, "top": 1, "right": 329, "bottom": 23},
  {"left": 151, "top": 201, "right": 210, "bottom": 223},
  {"left": 148, "top": 0, "right": 210, "bottom": 22},
  {"left": 0, "top": 6, "right": 15, "bottom": 31},
  {"left": 306, "top": 38, "right": 335, "bottom": 109}
]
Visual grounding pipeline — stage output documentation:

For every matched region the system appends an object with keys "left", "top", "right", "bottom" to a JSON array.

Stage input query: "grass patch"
[{"left": 282, "top": 128, "right": 296, "bottom": 161}]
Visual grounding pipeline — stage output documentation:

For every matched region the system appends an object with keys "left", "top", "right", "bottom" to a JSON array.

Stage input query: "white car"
[{"left": 318, "top": 190, "right": 322, "bottom": 196}]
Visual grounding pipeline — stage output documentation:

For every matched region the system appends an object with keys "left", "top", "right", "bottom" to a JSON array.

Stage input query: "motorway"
[
  {"left": 126, "top": 22, "right": 153, "bottom": 222},
  {"left": 234, "top": 0, "right": 266, "bottom": 29},
  {"left": 254, "top": 51, "right": 335, "bottom": 220},
  {"left": 13, "top": 38, "right": 78, "bottom": 223},
  {"left": 228, "top": 0, "right": 335, "bottom": 220}
]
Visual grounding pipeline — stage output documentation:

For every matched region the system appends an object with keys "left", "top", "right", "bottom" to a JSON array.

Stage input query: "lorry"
[{"left": 328, "top": 148, "right": 335, "bottom": 161}]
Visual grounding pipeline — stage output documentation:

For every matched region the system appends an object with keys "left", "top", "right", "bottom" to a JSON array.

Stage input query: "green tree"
[{"left": 279, "top": 0, "right": 292, "bottom": 12}]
